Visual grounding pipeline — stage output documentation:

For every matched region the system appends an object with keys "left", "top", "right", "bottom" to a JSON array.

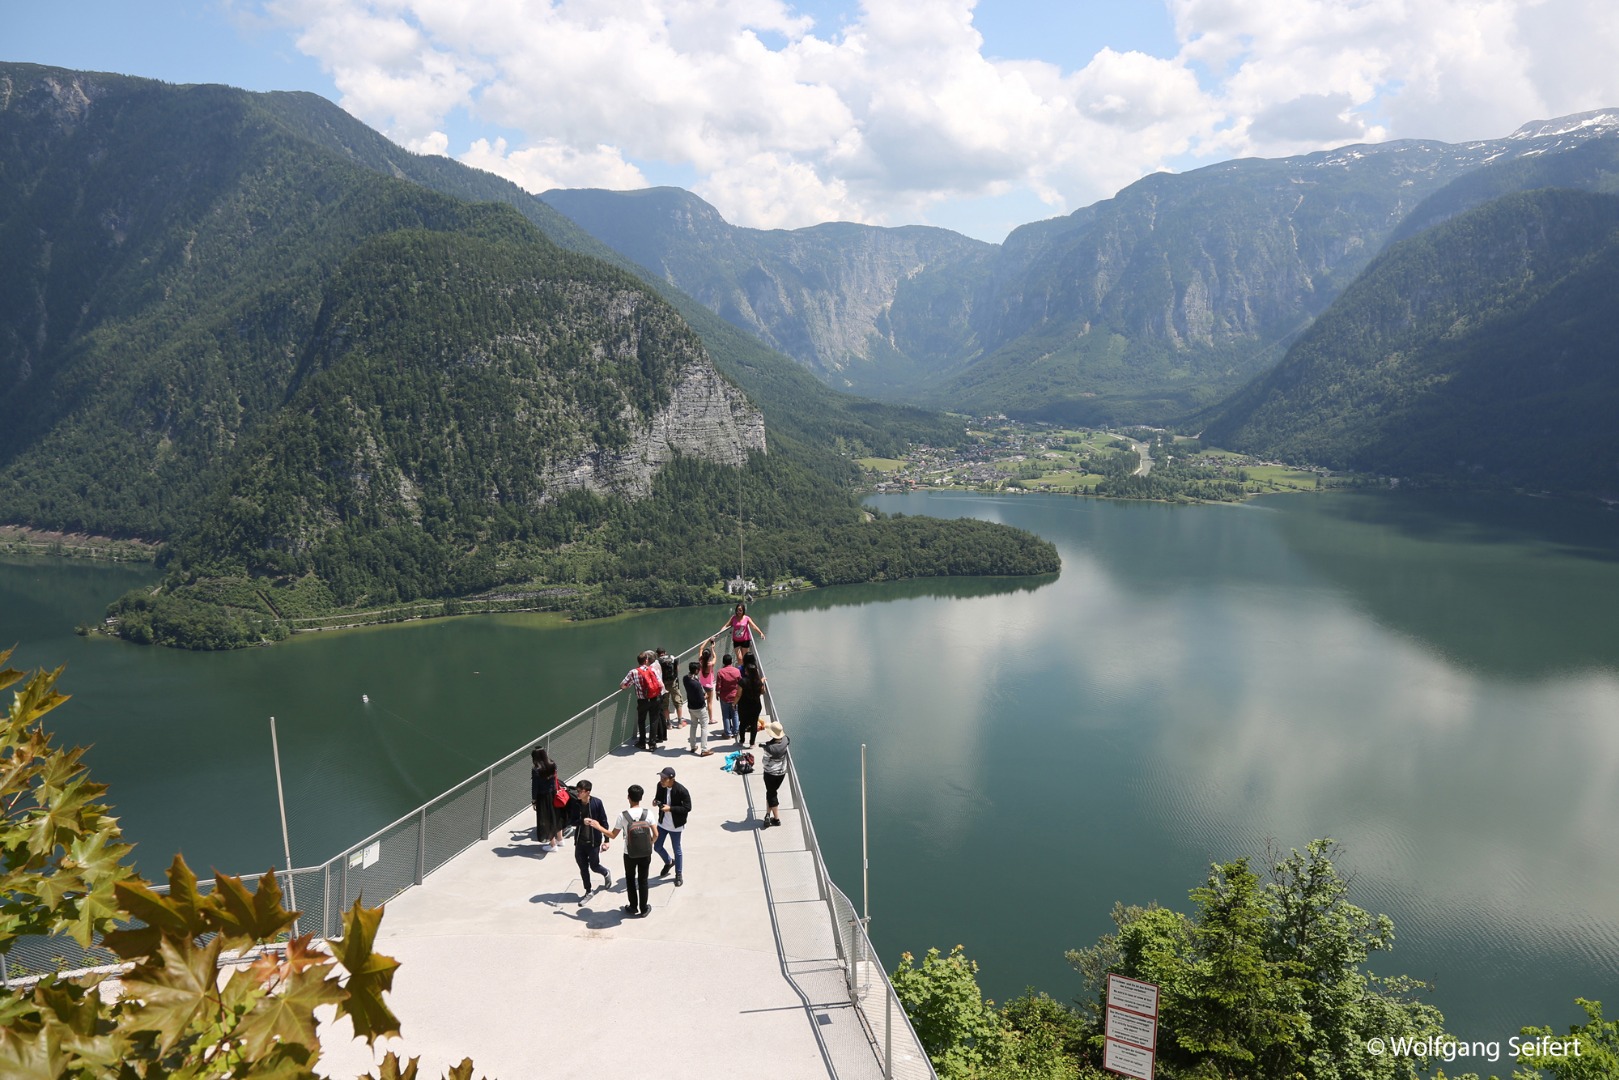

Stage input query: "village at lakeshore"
[{"left": 3, "top": 486, "right": 1617, "bottom": 1066}]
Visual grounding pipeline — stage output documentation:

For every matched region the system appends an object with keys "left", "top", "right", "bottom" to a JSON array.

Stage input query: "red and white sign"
[
  {"left": 1104, "top": 973, "right": 1159, "bottom": 1080},
  {"left": 1104, "top": 1038, "right": 1155, "bottom": 1080}
]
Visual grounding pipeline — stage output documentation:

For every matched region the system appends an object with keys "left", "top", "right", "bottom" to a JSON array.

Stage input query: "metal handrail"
[
  {"left": 751, "top": 638, "right": 936, "bottom": 1080},
  {"left": 318, "top": 636, "right": 711, "bottom": 873},
  {"left": 8, "top": 623, "right": 934, "bottom": 1080}
]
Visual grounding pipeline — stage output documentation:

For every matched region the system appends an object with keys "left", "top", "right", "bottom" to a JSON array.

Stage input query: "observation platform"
[{"left": 315, "top": 726, "right": 926, "bottom": 1079}]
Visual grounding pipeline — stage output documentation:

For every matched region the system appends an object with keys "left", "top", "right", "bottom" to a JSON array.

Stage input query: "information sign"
[
  {"left": 1103, "top": 1038, "right": 1154, "bottom": 1080},
  {"left": 1105, "top": 1006, "right": 1157, "bottom": 1049},
  {"left": 1104, "top": 973, "right": 1159, "bottom": 1080}
]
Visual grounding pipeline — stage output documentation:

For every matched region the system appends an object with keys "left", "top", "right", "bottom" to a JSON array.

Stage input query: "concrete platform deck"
[{"left": 316, "top": 730, "right": 910, "bottom": 1079}]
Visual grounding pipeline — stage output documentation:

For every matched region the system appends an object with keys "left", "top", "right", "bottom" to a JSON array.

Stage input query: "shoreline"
[{"left": 0, "top": 525, "right": 159, "bottom": 563}]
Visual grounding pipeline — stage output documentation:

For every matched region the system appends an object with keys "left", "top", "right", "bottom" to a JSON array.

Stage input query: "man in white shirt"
[{"left": 603, "top": 783, "right": 659, "bottom": 917}]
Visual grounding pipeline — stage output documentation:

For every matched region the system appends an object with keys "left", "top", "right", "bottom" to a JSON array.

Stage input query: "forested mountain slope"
[
  {"left": 1202, "top": 189, "right": 1619, "bottom": 492},
  {"left": 0, "top": 64, "right": 1057, "bottom": 647},
  {"left": 242, "top": 88, "right": 968, "bottom": 463}
]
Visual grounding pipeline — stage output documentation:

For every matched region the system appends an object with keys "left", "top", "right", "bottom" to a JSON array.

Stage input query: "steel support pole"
[
  {"left": 861, "top": 742, "right": 870, "bottom": 924},
  {"left": 885, "top": 989, "right": 895, "bottom": 1079},
  {"left": 415, "top": 806, "right": 428, "bottom": 885},
  {"left": 480, "top": 770, "right": 493, "bottom": 840},
  {"left": 269, "top": 717, "right": 300, "bottom": 937}
]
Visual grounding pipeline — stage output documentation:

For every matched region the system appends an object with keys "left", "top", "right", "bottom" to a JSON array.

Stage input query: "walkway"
[{"left": 316, "top": 728, "right": 917, "bottom": 1079}]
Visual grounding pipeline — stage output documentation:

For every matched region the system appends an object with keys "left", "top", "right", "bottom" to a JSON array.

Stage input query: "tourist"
[
  {"left": 569, "top": 779, "right": 612, "bottom": 903},
  {"left": 716, "top": 652, "right": 742, "bottom": 740},
  {"left": 760, "top": 719, "right": 790, "bottom": 829},
  {"left": 683, "top": 660, "right": 712, "bottom": 756},
  {"left": 653, "top": 766, "right": 692, "bottom": 887},
  {"left": 530, "top": 747, "right": 566, "bottom": 849},
  {"left": 725, "top": 602, "right": 764, "bottom": 661},
  {"left": 656, "top": 647, "right": 684, "bottom": 731},
  {"left": 604, "top": 783, "right": 658, "bottom": 917},
  {"left": 621, "top": 650, "right": 664, "bottom": 750},
  {"left": 737, "top": 652, "right": 766, "bottom": 748},
  {"left": 699, "top": 638, "right": 719, "bottom": 734}
]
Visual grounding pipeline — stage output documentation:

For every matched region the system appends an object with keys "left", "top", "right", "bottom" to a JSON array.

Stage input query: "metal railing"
[
  {"left": 752, "top": 640, "right": 937, "bottom": 1080},
  {"left": 4, "top": 627, "right": 936, "bottom": 1080}
]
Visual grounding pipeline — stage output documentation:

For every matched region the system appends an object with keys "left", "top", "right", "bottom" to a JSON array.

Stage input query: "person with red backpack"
[{"left": 621, "top": 650, "right": 665, "bottom": 750}]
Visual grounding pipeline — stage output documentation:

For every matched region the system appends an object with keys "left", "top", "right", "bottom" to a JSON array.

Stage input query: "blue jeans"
[
  {"left": 720, "top": 700, "right": 738, "bottom": 737},
  {"left": 654, "top": 828, "right": 683, "bottom": 875}
]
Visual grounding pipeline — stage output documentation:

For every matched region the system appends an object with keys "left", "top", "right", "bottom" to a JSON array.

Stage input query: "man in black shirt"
[{"left": 569, "top": 779, "right": 611, "bottom": 904}]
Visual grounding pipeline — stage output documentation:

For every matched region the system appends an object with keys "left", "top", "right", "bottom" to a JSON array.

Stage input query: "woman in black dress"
[
  {"left": 736, "top": 653, "right": 766, "bottom": 748},
  {"left": 531, "top": 747, "right": 565, "bottom": 849}
]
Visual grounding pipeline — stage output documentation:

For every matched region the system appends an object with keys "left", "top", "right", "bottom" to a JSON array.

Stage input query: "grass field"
[
  {"left": 857, "top": 457, "right": 907, "bottom": 472},
  {"left": 1021, "top": 470, "right": 1105, "bottom": 491},
  {"left": 1245, "top": 465, "right": 1322, "bottom": 490}
]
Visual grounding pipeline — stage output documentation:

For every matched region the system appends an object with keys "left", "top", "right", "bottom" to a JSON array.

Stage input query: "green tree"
[
  {"left": 893, "top": 945, "right": 1004, "bottom": 1076},
  {"left": 0, "top": 649, "right": 480, "bottom": 1079}
]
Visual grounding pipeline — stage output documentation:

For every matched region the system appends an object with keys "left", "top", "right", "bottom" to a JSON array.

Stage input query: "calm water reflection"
[{"left": 1, "top": 489, "right": 1614, "bottom": 1039}]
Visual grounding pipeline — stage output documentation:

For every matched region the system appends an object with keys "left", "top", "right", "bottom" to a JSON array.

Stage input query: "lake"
[{"left": 2, "top": 488, "right": 1615, "bottom": 1039}]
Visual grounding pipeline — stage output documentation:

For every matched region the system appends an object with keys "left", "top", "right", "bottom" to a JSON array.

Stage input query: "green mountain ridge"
[
  {"left": 542, "top": 113, "right": 1619, "bottom": 425},
  {"left": 1202, "top": 188, "right": 1619, "bottom": 493},
  {"left": 0, "top": 63, "right": 1058, "bottom": 647}
]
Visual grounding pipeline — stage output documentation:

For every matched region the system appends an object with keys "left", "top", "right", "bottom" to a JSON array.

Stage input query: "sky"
[{"left": 9, "top": 0, "right": 1619, "bottom": 242}]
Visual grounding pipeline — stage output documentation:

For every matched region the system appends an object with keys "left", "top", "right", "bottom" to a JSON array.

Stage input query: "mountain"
[
  {"left": 540, "top": 186, "right": 994, "bottom": 398},
  {"left": 1202, "top": 188, "right": 1619, "bottom": 493},
  {"left": 543, "top": 111, "right": 1619, "bottom": 424},
  {"left": 0, "top": 63, "right": 1058, "bottom": 646}
]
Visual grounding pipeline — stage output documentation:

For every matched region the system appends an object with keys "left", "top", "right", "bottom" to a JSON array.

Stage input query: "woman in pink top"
[{"left": 726, "top": 602, "right": 764, "bottom": 661}]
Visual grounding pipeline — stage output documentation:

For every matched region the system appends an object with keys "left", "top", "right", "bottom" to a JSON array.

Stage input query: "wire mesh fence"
[
  {"left": 755, "top": 640, "right": 938, "bottom": 1080},
  {"left": 5, "top": 629, "right": 936, "bottom": 1080}
]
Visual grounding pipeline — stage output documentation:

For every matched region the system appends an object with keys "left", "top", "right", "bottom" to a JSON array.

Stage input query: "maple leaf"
[
  {"left": 375, "top": 1051, "right": 422, "bottom": 1080},
  {"left": 329, "top": 900, "right": 401, "bottom": 1045},
  {"left": 122, "top": 933, "right": 225, "bottom": 1055},
  {"left": 0, "top": 1023, "right": 68, "bottom": 1080},
  {"left": 234, "top": 964, "right": 345, "bottom": 1061},
  {"left": 209, "top": 870, "right": 299, "bottom": 946}
]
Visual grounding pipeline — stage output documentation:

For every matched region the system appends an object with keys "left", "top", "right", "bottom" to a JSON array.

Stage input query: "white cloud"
[
  {"left": 262, "top": 0, "right": 1619, "bottom": 238},
  {"left": 460, "top": 136, "right": 649, "bottom": 192}
]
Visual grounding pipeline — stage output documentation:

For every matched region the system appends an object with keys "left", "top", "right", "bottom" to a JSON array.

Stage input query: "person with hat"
[
  {"left": 652, "top": 766, "right": 692, "bottom": 886},
  {"left": 760, "top": 719, "right": 790, "bottom": 829}
]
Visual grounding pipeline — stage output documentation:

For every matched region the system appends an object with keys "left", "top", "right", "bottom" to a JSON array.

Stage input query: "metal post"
[
  {"left": 339, "top": 853, "right": 349, "bottom": 929},
  {"left": 885, "top": 988, "right": 895, "bottom": 1079},
  {"left": 861, "top": 742, "right": 870, "bottom": 924},
  {"left": 1, "top": 952, "right": 9, "bottom": 990},
  {"left": 269, "top": 717, "right": 300, "bottom": 936},
  {"left": 415, "top": 806, "right": 428, "bottom": 885},
  {"left": 322, "top": 862, "right": 332, "bottom": 939},
  {"left": 480, "top": 769, "right": 493, "bottom": 840},
  {"left": 588, "top": 706, "right": 597, "bottom": 767}
]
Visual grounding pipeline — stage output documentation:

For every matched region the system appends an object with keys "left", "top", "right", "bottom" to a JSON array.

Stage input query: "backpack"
[
  {"left": 625, "top": 809, "right": 656, "bottom": 858},
  {"left": 659, "top": 655, "right": 678, "bottom": 688},
  {"left": 636, "top": 663, "right": 663, "bottom": 699},
  {"left": 733, "top": 752, "right": 755, "bottom": 775}
]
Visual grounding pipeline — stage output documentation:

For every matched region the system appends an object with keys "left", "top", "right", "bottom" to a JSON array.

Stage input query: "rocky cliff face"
[
  {"left": 540, "top": 187, "right": 992, "bottom": 394},
  {"left": 548, "top": 357, "right": 764, "bottom": 499}
]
